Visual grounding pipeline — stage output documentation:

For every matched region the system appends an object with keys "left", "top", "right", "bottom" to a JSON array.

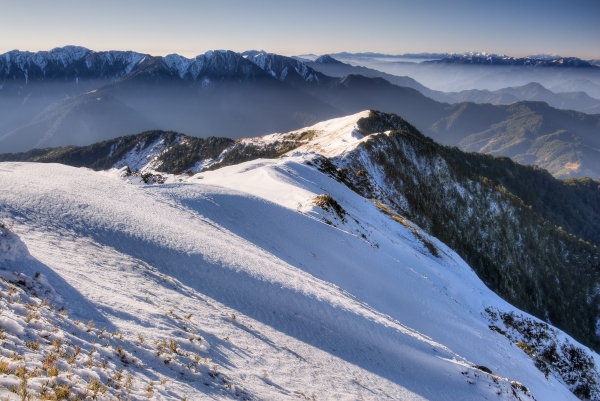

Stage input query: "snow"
[
  {"left": 113, "top": 134, "right": 180, "bottom": 172},
  {"left": 284, "top": 110, "right": 372, "bottom": 157},
  {"left": 247, "top": 52, "right": 317, "bottom": 83},
  {"left": 0, "top": 47, "right": 149, "bottom": 79},
  {"left": 164, "top": 54, "right": 193, "bottom": 79},
  {"left": 0, "top": 113, "right": 592, "bottom": 400},
  {"left": 0, "top": 158, "right": 580, "bottom": 400}
]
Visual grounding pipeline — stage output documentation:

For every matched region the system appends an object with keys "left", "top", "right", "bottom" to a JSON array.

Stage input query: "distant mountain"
[
  {"left": 270, "top": 65, "right": 600, "bottom": 179},
  {"left": 430, "top": 101, "right": 600, "bottom": 179},
  {"left": 299, "top": 55, "right": 453, "bottom": 103},
  {"left": 327, "top": 52, "right": 449, "bottom": 60},
  {"left": 327, "top": 52, "right": 600, "bottom": 94},
  {"left": 445, "top": 82, "right": 600, "bottom": 113},
  {"left": 0, "top": 46, "right": 146, "bottom": 82},
  {"left": 425, "top": 53, "right": 599, "bottom": 68},
  {"left": 305, "top": 55, "right": 600, "bottom": 112},
  {"left": 0, "top": 47, "right": 342, "bottom": 153},
  {"left": 549, "top": 79, "right": 600, "bottom": 99},
  {"left": 0, "top": 92, "right": 157, "bottom": 151},
  {"left": 243, "top": 52, "right": 335, "bottom": 87}
]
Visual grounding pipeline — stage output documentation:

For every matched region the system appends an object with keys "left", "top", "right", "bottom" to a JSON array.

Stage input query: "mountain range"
[
  {"left": 304, "top": 55, "right": 600, "bottom": 113},
  {"left": 1, "top": 110, "right": 599, "bottom": 400},
  {"left": 317, "top": 52, "right": 600, "bottom": 70},
  {"left": 1, "top": 46, "right": 600, "bottom": 179},
  {"left": 425, "top": 53, "right": 599, "bottom": 68},
  {"left": 327, "top": 52, "right": 600, "bottom": 95}
]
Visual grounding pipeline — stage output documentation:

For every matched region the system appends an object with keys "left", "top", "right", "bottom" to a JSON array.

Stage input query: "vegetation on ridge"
[{"left": 323, "top": 110, "right": 600, "bottom": 352}]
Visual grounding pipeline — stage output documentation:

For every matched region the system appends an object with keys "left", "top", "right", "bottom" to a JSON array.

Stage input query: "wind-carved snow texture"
[
  {"left": 0, "top": 162, "right": 543, "bottom": 401},
  {"left": 0, "top": 112, "right": 596, "bottom": 400}
]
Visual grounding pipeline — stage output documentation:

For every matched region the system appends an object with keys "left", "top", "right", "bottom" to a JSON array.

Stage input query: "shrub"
[
  {"left": 52, "top": 383, "right": 71, "bottom": 400},
  {"left": 46, "top": 364, "right": 59, "bottom": 377},
  {"left": 0, "top": 359, "right": 9, "bottom": 374},
  {"left": 312, "top": 194, "right": 347, "bottom": 222},
  {"left": 42, "top": 354, "right": 57, "bottom": 371}
]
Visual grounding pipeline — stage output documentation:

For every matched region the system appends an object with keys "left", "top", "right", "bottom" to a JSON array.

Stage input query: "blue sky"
[{"left": 1, "top": 0, "right": 598, "bottom": 59}]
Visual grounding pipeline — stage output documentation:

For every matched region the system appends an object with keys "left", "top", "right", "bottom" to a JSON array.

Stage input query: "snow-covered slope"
[{"left": 0, "top": 113, "right": 597, "bottom": 400}]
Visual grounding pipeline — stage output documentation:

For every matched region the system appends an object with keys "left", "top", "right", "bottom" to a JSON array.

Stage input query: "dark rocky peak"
[
  {"left": 203, "top": 50, "right": 262, "bottom": 78},
  {"left": 357, "top": 110, "right": 421, "bottom": 136}
]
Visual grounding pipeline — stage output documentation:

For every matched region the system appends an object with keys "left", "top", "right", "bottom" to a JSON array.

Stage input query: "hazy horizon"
[{"left": 1, "top": 0, "right": 598, "bottom": 60}]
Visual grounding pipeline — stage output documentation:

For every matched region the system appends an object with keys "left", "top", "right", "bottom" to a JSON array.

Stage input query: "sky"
[{"left": 1, "top": 0, "right": 598, "bottom": 59}]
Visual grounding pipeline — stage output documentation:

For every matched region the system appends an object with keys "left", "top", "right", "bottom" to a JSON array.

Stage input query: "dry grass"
[
  {"left": 0, "top": 359, "right": 10, "bottom": 374},
  {"left": 312, "top": 194, "right": 347, "bottom": 222},
  {"left": 52, "top": 383, "right": 71, "bottom": 400},
  {"left": 371, "top": 200, "right": 439, "bottom": 257},
  {"left": 88, "top": 379, "right": 106, "bottom": 399},
  {"left": 42, "top": 353, "right": 57, "bottom": 371},
  {"left": 46, "top": 364, "right": 60, "bottom": 377},
  {"left": 145, "top": 380, "right": 154, "bottom": 397}
]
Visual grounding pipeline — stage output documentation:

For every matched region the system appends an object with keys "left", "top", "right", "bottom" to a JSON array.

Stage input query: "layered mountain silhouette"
[
  {"left": 304, "top": 55, "right": 600, "bottom": 113},
  {"left": 1, "top": 47, "right": 599, "bottom": 178}
]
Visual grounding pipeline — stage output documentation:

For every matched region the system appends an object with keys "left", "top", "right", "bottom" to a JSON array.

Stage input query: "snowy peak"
[
  {"left": 430, "top": 52, "right": 598, "bottom": 67},
  {"left": 0, "top": 46, "right": 149, "bottom": 81},
  {"left": 3, "top": 45, "right": 92, "bottom": 72},
  {"left": 202, "top": 50, "right": 262, "bottom": 79},
  {"left": 0, "top": 47, "right": 265, "bottom": 83},
  {"left": 163, "top": 53, "right": 194, "bottom": 79},
  {"left": 270, "top": 110, "right": 419, "bottom": 158},
  {"left": 161, "top": 50, "right": 265, "bottom": 81},
  {"left": 245, "top": 52, "right": 328, "bottom": 84},
  {"left": 84, "top": 50, "right": 147, "bottom": 77}
]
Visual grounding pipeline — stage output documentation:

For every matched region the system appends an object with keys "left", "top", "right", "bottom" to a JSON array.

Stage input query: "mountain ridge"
[
  {"left": 2, "top": 110, "right": 600, "bottom": 360},
  {"left": 1, "top": 110, "right": 599, "bottom": 399}
]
